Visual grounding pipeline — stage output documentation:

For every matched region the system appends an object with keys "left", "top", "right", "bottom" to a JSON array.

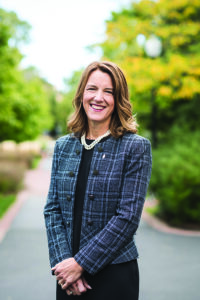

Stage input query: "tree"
[
  {"left": 97, "top": 0, "right": 200, "bottom": 146},
  {"left": 56, "top": 69, "right": 83, "bottom": 135},
  {"left": 0, "top": 8, "right": 53, "bottom": 142},
  {"left": 93, "top": 0, "right": 200, "bottom": 226}
]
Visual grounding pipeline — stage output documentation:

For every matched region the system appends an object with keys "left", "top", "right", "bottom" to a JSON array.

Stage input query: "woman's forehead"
[{"left": 86, "top": 70, "right": 113, "bottom": 86}]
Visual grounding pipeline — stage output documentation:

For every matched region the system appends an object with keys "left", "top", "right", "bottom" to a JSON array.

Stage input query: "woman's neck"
[{"left": 87, "top": 124, "right": 110, "bottom": 140}]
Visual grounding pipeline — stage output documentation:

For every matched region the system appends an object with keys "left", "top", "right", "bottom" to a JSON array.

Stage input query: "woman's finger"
[
  {"left": 71, "top": 282, "right": 81, "bottom": 295},
  {"left": 58, "top": 280, "right": 66, "bottom": 290},
  {"left": 82, "top": 277, "right": 92, "bottom": 290},
  {"left": 66, "top": 289, "right": 73, "bottom": 296},
  {"left": 76, "top": 279, "right": 87, "bottom": 293},
  {"left": 66, "top": 283, "right": 80, "bottom": 296}
]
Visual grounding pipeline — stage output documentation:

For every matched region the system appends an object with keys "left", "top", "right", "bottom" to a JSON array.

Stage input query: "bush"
[
  {"left": 0, "top": 151, "right": 34, "bottom": 169},
  {"left": 150, "top": 130, "right": 200, "bottom": 228},
  {"left": 0, "top": 161, "right": 25, "bottom": 194},
  {"left": 0, "top": 147, "right": 41, "bottom": 218}
]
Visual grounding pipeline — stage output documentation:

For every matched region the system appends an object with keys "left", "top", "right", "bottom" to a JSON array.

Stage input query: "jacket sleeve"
[
  {"left": 74, "top": 138, "right": 152, "bottom": 275},
  {"left": 44, "top": 141, "right": 71, "bottom": 269}
]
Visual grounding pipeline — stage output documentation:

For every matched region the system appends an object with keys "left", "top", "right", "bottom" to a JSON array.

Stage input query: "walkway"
[
  {"left": 0, "top": 150, "right": 200, "bottom": 300},
  {"left": 0, "top": 154, "right": 55, "bottom": 300}
]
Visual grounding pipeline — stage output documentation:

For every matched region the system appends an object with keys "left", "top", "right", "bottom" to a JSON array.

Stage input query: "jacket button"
[
  {"left": 98, "top": 146, "right": 103, "bottom": 153},
  {"left": 66, "top": 221, "right": 70, "bottom": 227},
  {"left": 67, "top": 195, "right": 71, "bottom": 201},
  {"left": 87, "top": 219, "right": 93, "bottom": 226},
  {"left": 93, "top": 169, "right": 99, "bottom": 176},
  {"left": 76, "top": 149, "right": 80, "bottom": 155},
  {"left": 69, "top": 171, "right": 75, "bottom": 177},
  {"left": 89, "top": 194, "right": 94, "bottom": 200}
]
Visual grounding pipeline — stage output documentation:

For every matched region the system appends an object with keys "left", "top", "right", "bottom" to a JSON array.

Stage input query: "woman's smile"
[{"left": 89, "top": 103, "right": 106, "bottom": 112}]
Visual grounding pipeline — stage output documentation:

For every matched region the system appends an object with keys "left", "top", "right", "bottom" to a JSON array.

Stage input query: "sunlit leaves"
[
  {"left": 0, "top": 8, "right": 53, "bottom": 142},
  {"left": 99, "top": 0, "right": 200, "bottom": 116}
]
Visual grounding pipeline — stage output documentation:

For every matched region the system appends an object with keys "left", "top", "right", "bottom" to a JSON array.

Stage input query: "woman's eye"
[{"left": 105, "top": 90, "right": 113, "bottom": 94}]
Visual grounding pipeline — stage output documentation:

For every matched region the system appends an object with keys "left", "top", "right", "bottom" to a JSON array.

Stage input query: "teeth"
[{"left": 91, "top": 104, "right": 105, "bottom": 110}]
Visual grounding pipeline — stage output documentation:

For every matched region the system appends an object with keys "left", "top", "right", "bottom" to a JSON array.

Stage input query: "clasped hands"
[{"left": 52, "top": 257, "right": 92, "bottom": 296}]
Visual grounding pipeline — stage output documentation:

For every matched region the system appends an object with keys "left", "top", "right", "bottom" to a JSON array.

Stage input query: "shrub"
[
  {"left": 0, "top": 151, "right": 34, "bottom": 169},
  {"left": 0, "top": 147, "right": 41, "bottom": 217},
  {"left": 0, "top": 161, "right": 25, "bottom": 194},
  {"left": 150, "top": 130, "right": 200, "bottom": 227}
]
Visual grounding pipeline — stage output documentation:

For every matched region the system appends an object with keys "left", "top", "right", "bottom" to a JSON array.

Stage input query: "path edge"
[{"left": 142, "top": 201, "right": 200, "bottom": 237}]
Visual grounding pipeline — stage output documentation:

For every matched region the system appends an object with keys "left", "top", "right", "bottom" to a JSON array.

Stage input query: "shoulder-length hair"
[{"left": 67, "top": 61, "right": 138, "bottom": 138}]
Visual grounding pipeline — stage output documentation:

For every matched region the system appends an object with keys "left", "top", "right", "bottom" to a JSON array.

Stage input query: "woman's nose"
[{"left": 94, "top": 90, "right": 103, "bottom": 101}]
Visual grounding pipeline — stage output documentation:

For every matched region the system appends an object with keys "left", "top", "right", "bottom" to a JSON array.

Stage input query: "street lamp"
[
  {"left": 144, "top": 35, "right": 162, "bottom": 58},
  {"left": 144, "top": 35, "right": 162, "bottom": 148}
]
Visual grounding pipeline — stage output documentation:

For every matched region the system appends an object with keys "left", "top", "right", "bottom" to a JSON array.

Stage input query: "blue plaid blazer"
[{"left": 44, "top": 132, "right": 152, "bottom": 275}]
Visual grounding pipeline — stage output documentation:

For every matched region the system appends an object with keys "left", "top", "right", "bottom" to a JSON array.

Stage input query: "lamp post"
[
  {"left": 144, "top": 35, "right": 162, "bottom": 58},
  {"left": 144, "top": 35, "right": 162, "bottom": 148}
]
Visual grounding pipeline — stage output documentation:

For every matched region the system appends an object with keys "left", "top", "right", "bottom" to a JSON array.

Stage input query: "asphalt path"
[{"left": 0, "top": 155, "right": 199, "bottom": 300}]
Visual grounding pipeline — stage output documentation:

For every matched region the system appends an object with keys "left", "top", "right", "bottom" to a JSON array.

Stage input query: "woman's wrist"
[{"left": 73, "top": 258, "right": 84, "bottom": 274}]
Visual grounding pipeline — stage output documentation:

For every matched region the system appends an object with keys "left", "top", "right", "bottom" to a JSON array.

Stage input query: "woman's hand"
[
  {"left": 66, "top": 276, "right": 92, "bottom": 296},
  {"left": 52, "top": 258, "right": 84, "bottom": 289}
]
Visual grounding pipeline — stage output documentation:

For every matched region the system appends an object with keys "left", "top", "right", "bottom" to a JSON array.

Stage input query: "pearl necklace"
[{"left": 81, "top": 130, "right": 111, "bottom": 150}]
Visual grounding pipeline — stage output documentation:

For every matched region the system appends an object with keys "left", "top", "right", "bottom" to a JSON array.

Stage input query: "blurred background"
[{"left": 0, "top": 0, "right": 200, "bottom": 299}]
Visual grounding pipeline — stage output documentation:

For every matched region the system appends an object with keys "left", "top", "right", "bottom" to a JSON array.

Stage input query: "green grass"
[
  {"left": 0, "top": 193, "right": 16, "bottom": 218},
  {"left": 145, "top": 205, "right": 160, "bottom": 216},
  {"left": 30, "top": 155, "right": 41, "bottom": 169}
]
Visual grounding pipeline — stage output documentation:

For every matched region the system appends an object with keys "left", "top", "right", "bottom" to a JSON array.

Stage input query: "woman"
[{"left": 44, "top": 61, "right": 152, "bottom": 299}]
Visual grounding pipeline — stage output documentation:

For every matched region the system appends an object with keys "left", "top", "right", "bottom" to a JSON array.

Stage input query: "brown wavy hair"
[{"left": 67, "top": 61, "right": 138, "bottom": 138}]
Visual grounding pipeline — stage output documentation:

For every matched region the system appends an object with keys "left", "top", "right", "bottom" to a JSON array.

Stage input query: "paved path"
[
  {"left": 0, "top": 155, "right": 55, "bottom": 300},
  {"left": 137, "top": 221, "right": 200, "bottom": 300},
  {"left": 0, "top": 151, "right": 200, "bottom": 300}
]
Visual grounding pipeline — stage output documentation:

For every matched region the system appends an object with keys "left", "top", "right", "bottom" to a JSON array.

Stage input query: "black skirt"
[{"left": 56, "top": 260, "right": 139, "bottom": 300}]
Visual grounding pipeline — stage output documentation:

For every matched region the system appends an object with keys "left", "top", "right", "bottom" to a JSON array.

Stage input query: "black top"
[
  {"left": 72, "top": 140, "right": 94, "bottom": 255},
  {"left": 72, "top": 136, "right": 111, "bottom": 255}
]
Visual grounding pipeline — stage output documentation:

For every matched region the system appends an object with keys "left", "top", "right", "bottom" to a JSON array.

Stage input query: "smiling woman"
[{"left": 44, "top": 61, "right": 152, "bottom": 300}]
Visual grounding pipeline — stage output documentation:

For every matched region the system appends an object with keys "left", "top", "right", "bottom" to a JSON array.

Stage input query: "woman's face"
[{"left": 82, "top": 70, "right": 115, "bottom": 130}]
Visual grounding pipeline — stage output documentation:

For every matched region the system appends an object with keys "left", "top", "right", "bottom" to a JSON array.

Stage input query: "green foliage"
[
  {"left": 150, "top": 130, "right": 200, "bottom": 227},
  {"left": 30, "top": 154, "right": 41, "bottom": 169},
  {"left": 0, "top": 194, "right": 16, "bottom": 218},
  {"left": 145, "top": 205, "right": 160, "bottom": 216},
  {"left": 56, "top": 69, "right": 83, "bottom": 134},
  {"left": 89, "top": 0, "right": 200, "bottom": 226},
  {"left": 96, "top": 0, "right": 200, "bottom": 142},
  {"left": 0, "top": 9, "right": 54, "bottom": 142}
]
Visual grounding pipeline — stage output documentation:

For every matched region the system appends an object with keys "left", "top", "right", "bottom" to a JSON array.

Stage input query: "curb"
[{"left": 142, "top": 202, "right": 200, "bottom": 237}]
